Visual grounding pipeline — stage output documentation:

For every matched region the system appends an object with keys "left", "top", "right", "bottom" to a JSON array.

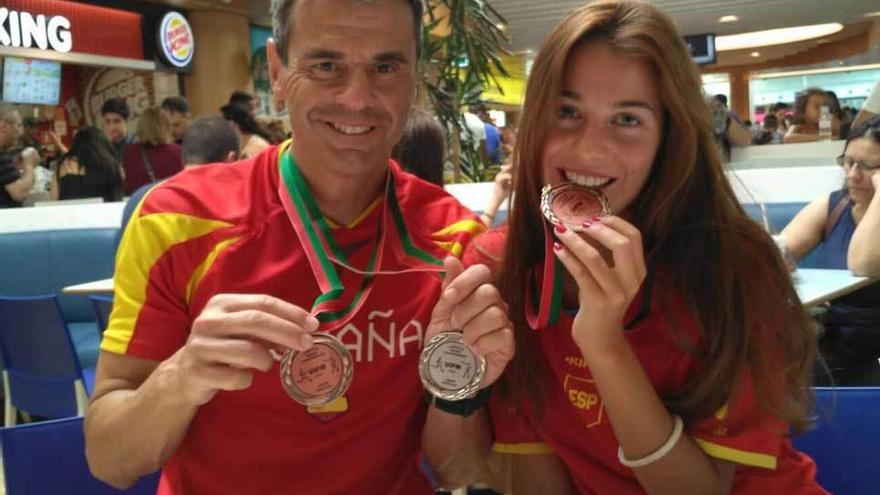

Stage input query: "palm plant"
[{"left": 420, "top": 0, "right": 509, "bottom": 183}]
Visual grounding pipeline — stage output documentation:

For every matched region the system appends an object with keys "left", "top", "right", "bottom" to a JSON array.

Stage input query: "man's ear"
[
  {"left": 267, "top": 39, "right": 286, "bottom": 101},
  {"left": 225, "top": 151, "right": 238, "bottom": 163}
]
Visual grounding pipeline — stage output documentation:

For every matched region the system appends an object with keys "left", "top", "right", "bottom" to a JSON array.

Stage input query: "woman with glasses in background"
[
  {"left": 782, "top": 115, "right": 880, "bottom": 277},
  {"left": 782, "top": 115, "right": 880, "bottom": 386}
]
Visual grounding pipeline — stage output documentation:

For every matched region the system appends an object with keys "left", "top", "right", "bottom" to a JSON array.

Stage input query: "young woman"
[
  {"left": 464, "top": 1, "right": 825, "bottom": 493},
  {"left": 50, "top": 126, "right": 122, "bottom": 202},
  {"left": 220, "top": 103, "right": 271, "bottom": 159},
  {"left": 784, "top": 88, "right": 840, "bottom": 143},
  {"left": 122, "top": 107, "right": 184, "bottom": 195}
]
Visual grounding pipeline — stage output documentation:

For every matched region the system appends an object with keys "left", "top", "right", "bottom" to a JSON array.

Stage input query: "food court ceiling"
[{"left": 147, "top": 0, "right": 880, "bottom": 56}]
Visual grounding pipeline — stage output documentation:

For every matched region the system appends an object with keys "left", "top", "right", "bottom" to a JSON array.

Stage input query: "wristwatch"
[{"left": 424, "top": 386, "right": 491, "bottom": 417}]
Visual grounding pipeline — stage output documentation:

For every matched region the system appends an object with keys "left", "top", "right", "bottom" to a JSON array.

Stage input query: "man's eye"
[{"left": 374, "top": 63, "right": 398, "bottom": 74}]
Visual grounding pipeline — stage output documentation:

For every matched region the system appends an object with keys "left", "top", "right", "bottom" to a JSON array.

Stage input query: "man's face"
[
  {"left": 0, "top": 112, "right": 23, "bottom": 149},
  {"left": 165, "top": 110, "right": 191, "bottom": 142},
  {"left": 102, "top": 112, "right": 128, "bottom": 144},
  {"left": 270, "top": 0, "right": 416, "bottom": 177}
]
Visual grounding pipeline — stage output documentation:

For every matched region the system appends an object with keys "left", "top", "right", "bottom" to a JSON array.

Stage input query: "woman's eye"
[
  {"left": 558, "top": 105, "right": 579, "bottom": 119},
  {"left": 614, "top": 114, "right": 641, "bottom": 127}
]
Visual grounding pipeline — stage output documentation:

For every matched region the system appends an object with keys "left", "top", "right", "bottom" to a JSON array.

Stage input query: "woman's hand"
[{"left": 552, "top": 216, "right": 647, "bottom": 355}]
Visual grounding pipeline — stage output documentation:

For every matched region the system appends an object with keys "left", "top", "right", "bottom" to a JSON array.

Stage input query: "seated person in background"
[
  {"left": 120, "top": 116, "right": 241, "bottom": 236},
  {"left": 122, "top": 107, "right": 184, "bottom": 196},
  {"left": 853, "top": 78, "right": 880, "bottom": 129},
  {"left": 0, "top": 103, "right": 36, "bottom": 208},
  {"left": 784, "top": 87, "right": 840, "bottom": 143},
  {"left": 160, "top": 96, "right": 193, "bottom": 145},
  {"left": 221, "top": 103, "right": 271, "bottom": 159},
  {"left": 50, "top": 127, "right": 123, "bottom": 202},
  {"left": 752, "top": 114, "right": 783, "bottom": 145},
  {"left": 391, "top": 106, "right": 445, "bottom": 186},
  {"left": 710, "top": 94, "right": 750, "bottom": 161},
  {"left": 782, "top": 116, "right": 880, "bottom": 385},
  {"left": 770, "top": 102, "right": 792, "bottom": 134}
]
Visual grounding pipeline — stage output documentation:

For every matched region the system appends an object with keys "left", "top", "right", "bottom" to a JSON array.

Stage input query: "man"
[
  {"left": 101, "top": 98, "right": 137, "bottom": 159},
  {"left": 475, "top": 104, "right": 502, "bottom": 165},
  {"left": 85, "top": 2, "right": 513, "bottom": 494},
  {"left": 0, "top": 103, "right": 36, "bottom": 208},
  {"left": 160, "top": 96, "right": 193, "bottom": 145},
  {"left": 228, "top": 90, "right": 257, "bottom": 117},
  {"left": 20, "top": 116, "right": 41, "bottom": 150}
]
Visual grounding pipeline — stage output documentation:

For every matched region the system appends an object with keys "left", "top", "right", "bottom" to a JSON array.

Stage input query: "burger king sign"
[{"left": 158, "top": 11, "right": 194, "bottom": 69}]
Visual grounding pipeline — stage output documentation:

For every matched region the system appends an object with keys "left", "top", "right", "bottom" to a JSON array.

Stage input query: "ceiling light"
[
  {"left": 715, "top": 23, "right": 843, "bottom": 51},
  {"left": 750, "top": 51, "right": 761, "bottom": 57},
  {"left": 718, "top": 15, "right": 739, "bottom": 23},
  {"left": 864, "top": 11, "right": 880, "bottom": 17},
  {"left": 496, "top": 23, "right": 506, "bottom": 30}
]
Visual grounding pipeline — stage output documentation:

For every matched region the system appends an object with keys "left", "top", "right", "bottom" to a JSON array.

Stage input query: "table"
[
  {"left": 61, "top": 278, "right": 114, "bottom": 295},
  {"left": 794, "top": 269, "right": 876, "bottom": 308}
]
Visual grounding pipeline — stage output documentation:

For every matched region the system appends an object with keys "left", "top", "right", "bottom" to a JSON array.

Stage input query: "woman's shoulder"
[{"left": 462, "top": 225, "right": 508, "bottom": 270}]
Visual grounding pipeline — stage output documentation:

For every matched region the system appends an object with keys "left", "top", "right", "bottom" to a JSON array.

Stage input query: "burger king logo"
[{"left": 158, "top": 12, "right": 194, "bottom": 69}]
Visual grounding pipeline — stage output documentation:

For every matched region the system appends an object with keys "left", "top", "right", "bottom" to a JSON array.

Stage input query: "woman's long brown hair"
[{"left": 497, "top": 0, "right": 816, "bottom": 432}]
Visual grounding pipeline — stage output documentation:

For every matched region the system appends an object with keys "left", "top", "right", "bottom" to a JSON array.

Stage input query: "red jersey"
[
  {"left": 103, "top": 144, "right": 484, "bottom": 494},
  {"left": 464, "top": 228, "right": 827, "bottom": 495}
]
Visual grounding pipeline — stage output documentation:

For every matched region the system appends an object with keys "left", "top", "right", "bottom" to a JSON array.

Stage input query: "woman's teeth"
[{"left": 564, "top": 171, "right": 612, "bottom": 187}]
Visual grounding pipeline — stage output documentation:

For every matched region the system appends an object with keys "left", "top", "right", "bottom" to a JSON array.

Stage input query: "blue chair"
[
  {"left": 90, "top": 295, "right": 114, "bottom": 336},
  {"left": 0, "top": 295, "right": 94, "bottom": 426},
  {"left": 793, "top": 387, "right": 880, "bottom": 494},
  {"left": 1, "top": 416, "right": 161, "bottom": 495}
]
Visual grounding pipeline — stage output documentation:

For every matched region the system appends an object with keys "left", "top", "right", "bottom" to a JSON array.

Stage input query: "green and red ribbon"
[
  {"left": 277, "top": 144, "right": 441, "bottom": 330},
  {"left": 525, "top": 221, "right": 563, "bottom": 330}
]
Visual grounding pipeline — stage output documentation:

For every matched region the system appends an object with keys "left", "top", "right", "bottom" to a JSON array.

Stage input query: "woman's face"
[
  {"left": 540, "top": 41, "right": 663, "bottom": 217},
  {"left": 803, "top": 94, "right": 828, "bottom": 127},
  {"left": 844, "top": 137, "right": 880, "bottom": 205}
]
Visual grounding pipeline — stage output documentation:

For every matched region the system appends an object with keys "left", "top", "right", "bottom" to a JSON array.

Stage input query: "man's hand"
[
  {"left": 426, "top": 257, "right": 514, "bottom": 388},
  {"left": 165, "top": 294, "right": 319, "bottom": 406}
]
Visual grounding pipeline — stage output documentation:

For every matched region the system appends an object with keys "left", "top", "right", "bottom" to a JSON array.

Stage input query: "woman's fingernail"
[
  {"left": 300, "top": 334, "right": 313, "bottom": 348},
  {"left": 554, "top": 223, "right": 567, "bottom": 234},
  {"left": 553, "top": 242, "right": 563, "bottom": 252},
  {"left": 592, "top": 215, "right": 603, "bottom": 221},
  {"left": 582, "top": 221, "right": 593, "bottom": 229}
]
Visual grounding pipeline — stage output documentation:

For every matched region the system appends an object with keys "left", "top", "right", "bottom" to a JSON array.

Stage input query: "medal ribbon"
[
  {"left": 278, "top": 145, "right": 443, "bottom": 330},
  {"left": 524, "top": 220, "right": 563, "bottom": 330}
]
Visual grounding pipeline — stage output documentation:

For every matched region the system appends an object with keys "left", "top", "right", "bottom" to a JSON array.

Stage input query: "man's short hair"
[
  {"left": 270, "top": 0, "right": 423, "bottom": 66},
  {"left": 182, "top": 116, "right": 241, "bottom": 165},
  {"left": 0, "top": 102, "right": 19, "bottom": 123},
  {"left": 161, "top": 96, "right": 191, "bottom": 116},
  {"left": 101, "top": 98, "right": 130, "bottom": 120},
  {"left": 229, "top": 91, "right": 254, "bottom": 107}
]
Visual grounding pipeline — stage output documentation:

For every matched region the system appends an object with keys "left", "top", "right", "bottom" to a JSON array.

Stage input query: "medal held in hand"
[
  {"left": 541, "top": 182, "right": 611, "bottom": 231},
  {"left": 420, "top": 331, "right": 486, "bottom": 401},
  {"left": 280, "top": 334, "right": 353, "bottom": 407}
]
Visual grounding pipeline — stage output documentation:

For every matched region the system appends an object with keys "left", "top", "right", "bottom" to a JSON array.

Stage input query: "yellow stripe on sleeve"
[
  {"left": 102, "top": 212, "right": 234, "bottom": 355},
  {"left": 185, "top": 236, "right": 242, "bottom": 304},
  {"left": 434, "top": 240, "right": 464, "bottom": 258},
  {"left": 432, "top": 218, "right": 486, "bottom": 239},
  {"left": 493, "top": 442, "right": 555, "bottom": 455},
  {"left": 693, "top": 438, "right": 778, "bottom": 469}
]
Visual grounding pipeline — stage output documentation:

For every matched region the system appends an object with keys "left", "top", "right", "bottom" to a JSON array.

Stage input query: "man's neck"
[{"left": 294, "top": 153, "right": 387, "bottom": 227}]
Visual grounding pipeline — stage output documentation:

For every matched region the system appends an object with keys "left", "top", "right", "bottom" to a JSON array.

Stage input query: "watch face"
[
  {"left": 419, "top": 331, "right": 485, "bottom": 401},
  {"left": 280, "top": 334, "right": 353, "bottom": 407},
  {"left": 541, "top": 182, "right": 611, "bottom": 231}
]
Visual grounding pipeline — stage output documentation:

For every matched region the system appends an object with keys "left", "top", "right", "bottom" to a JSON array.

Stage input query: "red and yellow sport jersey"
[
  {"left": 463, "top": 228, "right": 827, "bottom": 495},
  {"left": 103, "top": 143, "right": 484, "bottom": 495}
]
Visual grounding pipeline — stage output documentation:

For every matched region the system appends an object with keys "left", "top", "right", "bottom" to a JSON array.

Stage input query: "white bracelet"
[{"left": 618, "top": 414, "right": 684, "bottom": 468}]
